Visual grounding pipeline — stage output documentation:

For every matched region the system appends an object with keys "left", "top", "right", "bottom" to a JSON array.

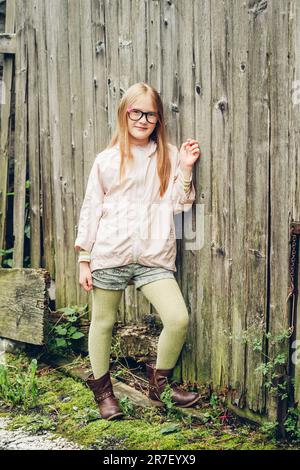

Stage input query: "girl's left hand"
[{"left": 179, "top": 139, "right": 201, "bottom": 168}]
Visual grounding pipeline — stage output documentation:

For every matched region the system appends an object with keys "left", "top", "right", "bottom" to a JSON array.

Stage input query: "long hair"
[{"left": 106, "top": 82, "right": 171, "bottom": 198}]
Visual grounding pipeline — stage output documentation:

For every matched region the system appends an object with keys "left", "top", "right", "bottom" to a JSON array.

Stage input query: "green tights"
[{"left": 88, "top": 278, "right": 190, "bottom": 379}]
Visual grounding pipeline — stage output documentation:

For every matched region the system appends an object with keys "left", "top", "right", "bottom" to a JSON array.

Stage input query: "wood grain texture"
[
  {"left": 0, "top": 267, "right": 50, "bottom": 344},
  {"left": 0, "top": 33, "right": 15, "bottom": 53},
  {"left": 0, "top": 0, "right": 15, "bottom": 266},
  {"left": 289, "top": 0, "right": 300, "bottom": 410}
]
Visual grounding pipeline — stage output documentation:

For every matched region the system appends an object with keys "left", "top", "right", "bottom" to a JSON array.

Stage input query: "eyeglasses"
[{"left": 127, "top": 107, "right": 159, "bottom": 124}]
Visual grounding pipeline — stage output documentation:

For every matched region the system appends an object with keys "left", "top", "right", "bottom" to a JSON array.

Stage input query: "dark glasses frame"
[{"left": 127, "top": 107, "right": 160, "bottom": 124}]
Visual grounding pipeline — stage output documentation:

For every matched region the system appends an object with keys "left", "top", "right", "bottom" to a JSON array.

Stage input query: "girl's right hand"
[{"left": 79, "top": 262, "right": 93, "bottom": 292}]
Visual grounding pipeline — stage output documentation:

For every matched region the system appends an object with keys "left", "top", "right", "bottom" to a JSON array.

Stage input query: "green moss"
[
  {"left": 6, "top": 413, "right": 57, "bottom": 434},
  {"left": 1, "top": 352, "right": 300, "bottom": 450}
]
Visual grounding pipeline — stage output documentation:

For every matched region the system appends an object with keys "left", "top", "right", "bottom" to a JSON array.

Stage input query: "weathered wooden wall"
[{"left": 0, "top": 0, "right": 300, "bottom": 424}]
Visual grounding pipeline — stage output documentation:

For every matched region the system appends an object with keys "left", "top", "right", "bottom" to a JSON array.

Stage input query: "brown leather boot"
[
  {"left": 146, "top": 362, "right": 201, "bottom": 408},
  {"left": 85, "top": 371, "right": 124, "bottom": 420}
]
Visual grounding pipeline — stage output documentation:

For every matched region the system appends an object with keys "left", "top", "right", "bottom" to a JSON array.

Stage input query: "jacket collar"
[{"left": 115, "top": 139, "right": 157, "bottom": 158}]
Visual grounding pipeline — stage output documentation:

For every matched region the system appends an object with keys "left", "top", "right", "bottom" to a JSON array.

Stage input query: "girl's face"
[{"left": 127, "top": 95, "right": 159, "bottom": 146}]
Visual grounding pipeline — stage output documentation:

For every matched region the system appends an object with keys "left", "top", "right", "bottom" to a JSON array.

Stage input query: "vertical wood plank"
[
  {"left": 13, "top": 0, "right": 27, "bottom": 268},
  {"left": 228, "top": 0, "right": 249, "bottom": 410},
  {"left": 0, "top": 0, "right": 15, "bottom": 263},
  {"left": 244, "top": 0, "right": 269, "bottom": 413},
  {"left": 118, "top": 0, "right": 133, "bottom": 93},
  {"left": 160, "top": 0, "right": 179, "bottom": 149},
  {"left": 45, "top": 0, "right": 66, "bottom": 305},
  {"left": 176, "top": 0, "right": 199, "bottom": 382},
  {"left": 59, "top": 0, "right": 76, "bottom": 305},
  {"left": 190, "top": 0, "right": 212, "bottom": 386},
  {"left": 91, "top": 0, "right": 109, "bottom": 153},
  {"left": 289, "top": 0, "right": 300, "bottom": 409},
  {"left": 147, "top": 0, "right": 161, "bottom": 91},
  {"left": 209, "top": 0, "right": 232, "bottom": 391},
  {"left": 131, "top": 0, "right": 147, "bottom": 83},
  {"left": 27, "top": 0, "right": 41, "bottom": 269},
  {"left": 104, "top": 0, "right": 120, "bottom": 135},
  {"left": 69, "top": 0, "right": 85, "bottom": 307},
  {"left": 35, "top": 0, "right": 55, "bottom": 278},
  {"left": 266, "top": 0, "right": 291, "bottom": 422}
]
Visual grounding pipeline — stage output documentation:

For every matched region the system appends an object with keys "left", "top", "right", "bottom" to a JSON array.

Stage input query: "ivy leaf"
[
  {"left": 274, "top": 354, "right": 286, "bottom": 366},
  {"left": 24, "top": 224, "right": 31, "bottom": 239},
  {"left": 0, "top": 248, "right": 14, "bottom": 254},
  {"left": 56, "top": 338, "right": 67, "bottom": 347},
  {"left": 68, "top": 326, "right": 77, "bottom": 335},
  {"left": 57, "top": 307, "right": 76, "bottom": 315},
  {"left": 55, "top": 326, "right": 67, "bottom": 336},
  {"left": 71, "top": 332, "right": 85, "bottom": 340},
  {"left": 66, "top": 316, "right": 78, "bottom": 323}
]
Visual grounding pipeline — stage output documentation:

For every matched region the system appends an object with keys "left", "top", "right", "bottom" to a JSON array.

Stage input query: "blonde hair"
[{"left": 106, "top": 82, "right": 171, "bottom": 198}]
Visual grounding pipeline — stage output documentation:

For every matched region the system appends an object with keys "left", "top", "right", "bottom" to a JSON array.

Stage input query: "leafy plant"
[
  {"left": 73, "top": 407, "right": 101, "bottom": 425},
  {"left": 118, "top": 396, "right": 136, "bottom": 417},
  {"left": 260, "top": 421, "right": 279, "bottom": 440},
  {"left": 229, "top": 326, "right": 293, "bottom": 402},
  {"left": 209, "top": 392, "right": 218, "bottom": 410},
  {"left": 283, "top": 407, "right": 300, "bottom": 442},
  {"left": 0, "top": 359, "right": 38, "bottom": 410},
  {"left": 0, "top": 247, "right": 14, "bottom": 267},
  {"left": 46, "top": 305, "right": 87, "bottom": 356},
  {"left": 158, "top": 383, "right": 184, "bottom": 419},
  {"left": 111, "top": 335, "right": 123, "bottom": 361}
]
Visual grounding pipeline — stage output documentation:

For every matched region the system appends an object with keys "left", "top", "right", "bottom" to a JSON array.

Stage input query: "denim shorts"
[{"left": 91, "top": 263, "right": 175, "bottom": 290}]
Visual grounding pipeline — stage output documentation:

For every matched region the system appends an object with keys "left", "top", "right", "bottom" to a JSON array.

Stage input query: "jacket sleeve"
[
  {"left": 74, "top": 156, "right": 104, "bottom": 253},
  {"left": 171, "top": 147, "right": 196, "bottom": 215}
]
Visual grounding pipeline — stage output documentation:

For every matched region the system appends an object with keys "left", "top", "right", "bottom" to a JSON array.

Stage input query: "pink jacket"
[{"left": 74, "top": 139, "right": 196, "bottom": 272}]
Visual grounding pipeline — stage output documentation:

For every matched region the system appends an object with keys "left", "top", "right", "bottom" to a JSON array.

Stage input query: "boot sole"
[
  {"left": 105, "top": 412, "right": 125, "bottom": 420},
  {"left": 149, "top": 394, "right": 201, "bottom": 408},
  {"left": 175, "top": 395, "right": 201, "bottom": 408},
  {"left": 148, "top": 397, "right": 166, "bottom": 408}
]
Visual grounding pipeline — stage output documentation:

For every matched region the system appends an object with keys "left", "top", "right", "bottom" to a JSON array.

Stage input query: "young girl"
[{"left": 74, "top": 82, "right": 201, "bottom": 420}]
